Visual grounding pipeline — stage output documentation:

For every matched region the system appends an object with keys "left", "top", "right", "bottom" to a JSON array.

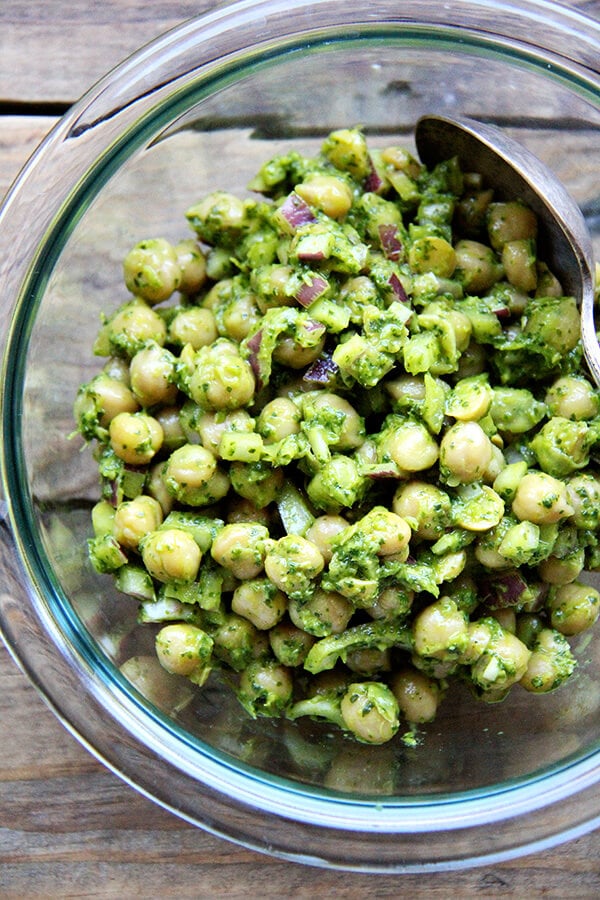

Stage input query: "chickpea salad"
[{"left": 74, "top": 126, "right": 600, "bottom": 746}]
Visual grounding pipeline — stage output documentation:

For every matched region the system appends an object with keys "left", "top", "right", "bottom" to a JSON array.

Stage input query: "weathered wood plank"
[
  {"left": 1, "top": 0, "right": 598, "bottom": 105},
  {"left": 0, "top": 1, "right": 221, "bottom": 103}
]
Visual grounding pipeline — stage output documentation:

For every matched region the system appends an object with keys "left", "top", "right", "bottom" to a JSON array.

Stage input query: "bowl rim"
[{"left": 1, "top": 0, "right": 600, "bottom": 873}]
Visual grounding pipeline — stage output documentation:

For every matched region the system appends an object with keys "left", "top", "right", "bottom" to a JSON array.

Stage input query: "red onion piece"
[
  {"left": 296, "top": 274, "right": 329, "bottom": 308},
  {"left": 108, "top": 479, "right": 119, "bottom": 507},
  {"left": 296, "top": 247, "right": 325, "bottom": 262},
  {"left": 279, "top": 192, "right": 316, "bottom": 229},
  {"left": 303, "top": 352, "right": 339, "bottom": 385},
  {"left": 365, "top": 465, "right": 401, "bottom": 479},
  {"left": 364, "top": 156, "right": 385, "bottom": 193},
  {"left": 245, "top": 329, "right": 263, "bottom": 383},
  {"left": 245, "top": 329, "right": 262, "bottom": 354},
  {"left": 302, "top": 318, "right": 327, "bottom": 336},
  {"left": 379, "top": 224, "right": 403, "bottom": 261},
  {"left": 482, "top": 570, "right": 529, "bottom": 608},
  {"left": 388, "top": 272, "right": 409, "bottom": 302}
]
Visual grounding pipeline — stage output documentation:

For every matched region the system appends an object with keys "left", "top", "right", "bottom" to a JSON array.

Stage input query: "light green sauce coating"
[{"left": 75, "top": 126, "right": 600, "bottom": 746}]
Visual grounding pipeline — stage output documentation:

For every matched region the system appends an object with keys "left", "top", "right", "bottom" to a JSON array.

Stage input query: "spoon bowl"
[{"left": 415, "top": 114, "right": 599, "bottom": 384}]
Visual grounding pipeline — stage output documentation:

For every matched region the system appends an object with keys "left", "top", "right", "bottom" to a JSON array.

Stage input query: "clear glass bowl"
[{"left": 1, "top": 0, "right": 600, "bottom": 872}]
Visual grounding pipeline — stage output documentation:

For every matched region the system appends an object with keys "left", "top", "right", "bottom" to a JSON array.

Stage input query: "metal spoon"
[{"left": 415, "top": 113, "right": 599, "bottom": 384}]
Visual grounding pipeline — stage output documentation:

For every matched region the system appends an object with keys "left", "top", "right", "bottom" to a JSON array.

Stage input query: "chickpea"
[
  {"left": 457, "top": 619, "right": 494, "bottom": 665},
  {"left": 229, "top": 460, "right": 283, "bottom": 508},
  {"left": 483, "top": 443, "right": 507, "bottom": 484},
  {"left": 91, "top": 376, "right": 140, "bottom": 425},
  {"left": 155, "top": 623, "right": 213, "bottom": 683},
  {"left": 567, "top": 473, "right": 600, "bottom": 529},
  {"left": 188, "top": 409, "right": 253, "bottom": 457},
  {"left": 201, "top": 277, "right": 233, "bottom": 311},
  {"left": 502, "top": 239, "right": 537, "bottom": 292},
  {"left": 257, "top": 397, "right": 301, "bottom": 443},
  {"left": 174, "top": 238, "right": 207, "bottom": 295},
  {"left": 186, "top": 191, "right": 248, "bottom": 243},
  {"left": 385, "top": 374, "right": 426, "bottom": 406},
  {"left": 306, "top": 454, "right": 364, "bottom": 513},
  {"left": 471, "top": 627, "right": 531, "bottom": 692},
  {"left": 474, "top": 519, "right": 514, "bottom": 570},
  {"left": 413, "top": 597, "right": 469, "bottom": 661},
  {"left": 379, "top": 419, "right": 439, "bottom": 472},
  {"left": 163, "top": 442, "right": 216, "bottom": 499},
  {"left": 101, "top": 298, "right": 167, "bottom": 356},
  {"left": 218, "top": 293, "right": 261, "bottom": 342},
  {"left": 147, "top": 461, "right": 174, "bottom": 515},
  {"left": 346, "top": 648, "right": 391, "bottom": 675},
  {"left": 490, "top": 608, "right": 517, "bottom": 634},
  {"left": 273, "top": 334, "right": 325, "bottom": 369},
  {"left": 288, "top": 588, "right": 353, "bottom": 637},
  {"left": 213, "top": 614, "right": 268, "bottom": 671},
  {"left": 168, "top": 307, "right": 218, "bottom": 350},
  {"left": 129, "top": 343, "right": 178, "bottom": 408},
  {"left": 303, "top": 393, "right": 365, "bottom": 450},
  {"left": 74, "top": 373, "right": 139, "bottom": 437},
  {"left": 123, "top": 238, "right": 181, "bottom": 304},
  {"left": 226, "top": 496, "right": 272, "bottom": 528},
  {"left": 535, "top": 260, "right": 563, "bottom": 298},
  {"left": 154, "top": 406, "right": 186, "bottom": 452},
  {"left": 381, "top": 144, "right": 422, "bottom": 178},
  {"left": 516, "top": 613, "right": 545, "bottom": 648},
  {"left": 487, "top": 201, "right": 538, "bottom": 251},
  {"left": 366, "top": 585, "right": 414, "bottom": 620},
  {"left": 511, "top": 471, "right": 574, "bottom": 524},
  {"left": 113, "top": 495, "right": 163, "bottom": 549},
  {"left": 439, "top": 421, "right": 493, "bottom": 484},
  {"left": 210, "top": 522, "right": 271, "bottom": 580},
  {"left": 519, "top": 628, "right": 575, "bottom": 693},
  {"left": 454, "top": 187, "right": 494, "bottom": 237},
  {"left": 103, "top": 356, "right": 131, "bottom": 384},
  {"left": 545, "top": 376, "right": 600, "bottom": 421},
  {"left": 238, "top": 659, "right": 294, "bottom": 716},
  {"left": 547, "top": 582, "right": 600, "bottom": 635},
  {"left": 251, "top": 264, "right": 298, "bottom": 311},
  {"left": 360, "top": 506, "right": 411, "bottom": 558},
  {"left": 454, "top": 239, "right": 503, "bottom": 293},
  {"left": 109, "top": 411, "right": 163, "bottom": 465},
  {"left": 454, "top": 339, "right": 486, "bottom": 379},
  {"left": 269, "top": 620, "right": 315, "bottom": 667},
  {"left": 523, "top": 295, "right": 580, "bottom": 355},
  {"left": 305, "top": 515, "right": 350, "bottom": 563},
  {"left": 390, "top": 668, "right": 442, "bottom": 724},
  {"left": 187, "top": 340, "right": 255, "bottom": 410},
  {"left": 538, "top": 551, "right": 584, "bottom": 585},
  {"left": 392, "top": 480, "right": 452, "bottom": 540},
  {"left": 322, "top": 127, "right": 370, "bottom": 180},
  {"left": 408, "top": 236, "right": 456, "bottom": 278},
  {"left": 231, "top": 578, "right": 287, "bottom": 630},
  {"left": 445, "top": 375, "right": 493, "bottom": 422},
  {"left": 264, "top": 535, "right": 325, "bottom": 599},
  {"left": 295, "top": 174, "right": 353, "bottom": 219},
  {"left": 340, "top": 682, "right": 400, "bottom": 744},
  {"left": 142, "top": 527, "right": 202, "bottom": 583}
]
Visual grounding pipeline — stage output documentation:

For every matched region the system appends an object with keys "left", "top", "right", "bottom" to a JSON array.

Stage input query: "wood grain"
[
  {"left": 0, "top": 1, "right": 222, "bottom": 104},
  {"left": 1, "top": 2, "right": 600, "bottom": 896}
]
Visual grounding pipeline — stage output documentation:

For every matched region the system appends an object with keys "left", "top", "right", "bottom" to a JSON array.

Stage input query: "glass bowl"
[{"left": 1, "top": 0, "right": 600, "bottom": 873}]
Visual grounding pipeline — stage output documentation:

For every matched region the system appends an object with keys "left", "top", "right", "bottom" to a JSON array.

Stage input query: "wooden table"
[{"left": 1, "top": 2, "right": 600, "bottom": 895}]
